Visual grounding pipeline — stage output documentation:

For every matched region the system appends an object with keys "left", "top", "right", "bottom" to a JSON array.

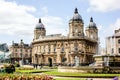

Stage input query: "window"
[
  {"left": 54, "top": 47, "right": 56, "bottom": 52},
  {"left": 26, "top": 50, "right": 28, "bottom": 52},
  {"left": 20, "top": 53, "right": 22, "bottom": 57},
  {"left": 15, "top": 49, "right": 17, "bottom": 52},
  {"left": 118, "top": 39, "right": 120, "bottom": 44},
  {"left": 44, "top": 46, "right": 45, "bottom": 52},
  {"left": 61, "top": 47, "right": 64, "bottom": 52},
  {"left": 111, "top": 48, "right": 114, "bottom": 54},
  {"left": 48, "top": 48, "right": 50, "bottom": 53},
  {"left": 48, "top": 45, "right": 50, "bottom": 54},
  {"left": 25, "top": 54, "right": 28, "bottom": 57},
  {"left": 119, "top": 48, "right": 120, "bottom": 53},
  {"left": 20, "top": 49, "right": 22, "bottom": 52}
]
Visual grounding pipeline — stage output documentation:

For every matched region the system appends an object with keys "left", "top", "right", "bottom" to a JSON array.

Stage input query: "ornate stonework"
[{"left": 32, "top": 8, "right": 98, "bottom": 66}]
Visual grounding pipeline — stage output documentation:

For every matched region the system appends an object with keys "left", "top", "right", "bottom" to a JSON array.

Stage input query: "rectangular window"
[
  {"left": 20, "top": 49, "right": 22, "bottom": 52},
  {"left": 111, "top": 48, "right": 114, "bottom": 54},
  {"left": 119, "top": 48, "right": 120, "bottom": 53},
  {"left": 49, "top": 48, "right": 50, "bottom": 52},
  {"left": 61, "top": 47, "right": 64, "bottom": 52},
  {"left": 15, "top": 49, "right": 17, "bottom": 52},
  {"left": 54, "top": 47, "right": 56, "bottom": 52},
  {"left": 118, "top": 40, "right": 120, "bottom": 44},
  {"left": 44, "top": 46, "right": 45, "bottom": 53}
]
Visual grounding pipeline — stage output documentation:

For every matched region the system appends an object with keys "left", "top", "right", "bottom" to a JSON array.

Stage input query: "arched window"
[
  {"left": 54, "top": 46, "right": 56, "bottom": 53},
  {"left": 61, "top": 47, "right": 64, "bottom": 53}
]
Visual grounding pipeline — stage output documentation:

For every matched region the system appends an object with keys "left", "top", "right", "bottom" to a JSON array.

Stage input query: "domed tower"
[
  {"left": 69, "top": 8, "right": 84, "bottom": 37},
  {"left": 34, "top": 18, "right": 46, "bottom": 40},
  {"left": 85, "top": 17, "right": 98, "bottom": 40}
]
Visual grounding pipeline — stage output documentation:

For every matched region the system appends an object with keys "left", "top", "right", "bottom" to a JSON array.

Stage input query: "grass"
[
  {"left": 43, "top": 69, "right": 120, "bottom": 77},
  {"left": 15, "top": 69, "right": 120, "bottom": 77},
  {"left": 16, "top": 69, "right": 48, "bottom": 73}
]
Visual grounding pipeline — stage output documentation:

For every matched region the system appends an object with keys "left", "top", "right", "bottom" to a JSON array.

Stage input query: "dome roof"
[
  {"left": 35, "top": 18, "right": 45, "bottom": 30},
  {"left": 87, "top": 17, "right": 97, "bottom": 29},
  {"left": 69, "top": 8, "right": 83, "bottom": 23}
]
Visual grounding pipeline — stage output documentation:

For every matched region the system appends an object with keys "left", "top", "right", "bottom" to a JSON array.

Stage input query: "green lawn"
[
  {"left": 43, "top": 70, "right": 120, "bottom": 77},
  {"left": 16, "top": 69, "right": 48, "bottom": 73},
  {"left": 14, "top": 69, "right": 120, "bottom": 78}
]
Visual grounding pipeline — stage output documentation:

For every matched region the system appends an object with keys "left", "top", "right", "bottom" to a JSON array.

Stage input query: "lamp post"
[{"left": 107, "top": 54, "right": 109, "bottom": 67}]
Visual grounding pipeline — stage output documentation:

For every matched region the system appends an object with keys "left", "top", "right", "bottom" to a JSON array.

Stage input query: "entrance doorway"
[{"left": 48, "top": 58, "right": 52, "bottom": 67}]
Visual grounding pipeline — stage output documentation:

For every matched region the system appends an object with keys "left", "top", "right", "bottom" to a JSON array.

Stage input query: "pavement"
[
  {"left": 54, "top": 77, "right": 113, "bottom": 80},
  {"left": 22, "top": 65, "right": 34, "bottom": 68}
]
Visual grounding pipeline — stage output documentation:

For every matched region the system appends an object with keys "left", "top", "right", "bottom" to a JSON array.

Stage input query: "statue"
[{"left": 75, "top": 56, "right": 79, "bottom": 67}]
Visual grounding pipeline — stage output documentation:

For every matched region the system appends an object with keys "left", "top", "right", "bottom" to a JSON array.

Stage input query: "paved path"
[{"left": 55, "top": 76, "right": 113, "bottom": 80}]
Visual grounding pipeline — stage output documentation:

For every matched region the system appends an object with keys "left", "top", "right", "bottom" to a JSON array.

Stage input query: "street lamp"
[{"left": 107, "top": 54, "right": 109, "bottom": 67}]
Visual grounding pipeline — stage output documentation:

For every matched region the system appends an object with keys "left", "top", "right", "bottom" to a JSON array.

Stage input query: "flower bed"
[{"left": 0, "top": 74, "right": 54, "bottom": 80}]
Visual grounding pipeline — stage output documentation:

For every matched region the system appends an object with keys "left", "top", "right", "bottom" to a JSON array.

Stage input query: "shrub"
[
  {"left": 4, "top": 64, "right": 15, "bottom": 73},
  {"left": 14, "top": 62, "right": 20, "bottom": 67}
]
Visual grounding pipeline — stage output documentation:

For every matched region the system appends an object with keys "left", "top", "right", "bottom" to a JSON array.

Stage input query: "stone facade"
[
  {"left": 10, "top": 39, "right": 32, "bottom": 64},
  {"left": 32, "top": 8, "right": 98, "bottom": 66}
]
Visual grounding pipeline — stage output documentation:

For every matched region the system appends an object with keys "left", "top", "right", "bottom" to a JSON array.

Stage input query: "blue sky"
[{"left": 0, "top": 0, "right": 120, "bottom": 48}]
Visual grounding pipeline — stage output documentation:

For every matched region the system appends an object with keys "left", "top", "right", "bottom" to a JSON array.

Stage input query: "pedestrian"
[{"left": 113, "top": 77, "right": 118, "bottom": 80}]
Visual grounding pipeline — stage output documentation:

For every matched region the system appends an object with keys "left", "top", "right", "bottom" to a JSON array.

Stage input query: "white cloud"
[
  {"left": 87, "top": 0, "right": 120, "bottom": 12},
  {"left": 0, "top": 0, "right": 66, "bottom": 40},
  {"left": 110, "top": 18, "right": 120, "bottom": 31},
  {"left": 41, "top": 6, "right": 48, "bottom": 14},
  {"left": 41, "top": 16, "right": 67, "bottom": 35},
  {"left": 0, "top": 0, "right": 37, "bottom": 36},
  {"left": 0, "top": 1, "right": 65, "bottom": 35}
]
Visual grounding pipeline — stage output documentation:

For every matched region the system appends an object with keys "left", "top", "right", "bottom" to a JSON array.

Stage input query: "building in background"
[
  {"left": 94, "top": 29, "right": 120, "bottom": 67},
  {"left": 32, "top": 8, "right": 98, "bottom": 67},
  {"left": 10, "top": 39, "right": 32, "bottom": 65},
  {"left": 106, "top": 29, "right": 120, "bottom": 55}
]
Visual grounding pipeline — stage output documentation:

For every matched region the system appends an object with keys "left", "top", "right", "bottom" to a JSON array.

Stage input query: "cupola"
[
  {"left": 87, "top": 17, "right": 97, "bottom": 29},
  {"left": 69, "top": 8, "right": 83, "bottom": 23},
  {"left": 35, "top": 18, "right": 45, "bottom": 30}
]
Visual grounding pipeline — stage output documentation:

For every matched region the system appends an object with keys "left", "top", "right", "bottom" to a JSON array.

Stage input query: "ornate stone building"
[
  {"left": 10, "top": 40, "right": 32, "bottom": 64},
  {"left": 32, "top": 8, "right": 98, "bottom": 66}
]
